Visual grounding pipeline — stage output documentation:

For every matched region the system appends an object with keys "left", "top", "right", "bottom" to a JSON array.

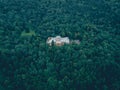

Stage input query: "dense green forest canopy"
[{"left": 0, "top": 0, "right": 120, "bottom": 90}]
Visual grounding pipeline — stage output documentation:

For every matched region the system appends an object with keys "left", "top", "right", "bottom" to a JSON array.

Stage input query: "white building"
[{"left": 47, "top": 36, "right": 70, "bottom": 46}]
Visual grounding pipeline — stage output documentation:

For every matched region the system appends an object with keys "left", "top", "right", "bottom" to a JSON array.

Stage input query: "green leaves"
[{"left": 0, "top": 0, "right": 120, "bottom": 90}]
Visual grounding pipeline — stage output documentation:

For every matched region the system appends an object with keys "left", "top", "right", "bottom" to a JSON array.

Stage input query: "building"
[
  {"left": 70, "top": 40, "right": 80, "bottom": 45},
  {"left": 47, "top": 36, "right": 70, "bottom": 46}
]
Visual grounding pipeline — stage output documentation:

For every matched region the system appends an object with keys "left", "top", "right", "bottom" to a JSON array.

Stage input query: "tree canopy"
[{"left": 0, "top": 0, "right": 120, "bottom": 90}]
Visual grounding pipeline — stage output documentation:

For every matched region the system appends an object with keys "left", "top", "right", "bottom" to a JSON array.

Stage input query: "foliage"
[{"left": 0, "top": 0, "right": 120, "bottom": 90}]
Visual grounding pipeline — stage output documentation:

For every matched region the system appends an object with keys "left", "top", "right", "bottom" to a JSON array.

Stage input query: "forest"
[{"left": 0, "top": 0, "right": 120, "bottom": 90}]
